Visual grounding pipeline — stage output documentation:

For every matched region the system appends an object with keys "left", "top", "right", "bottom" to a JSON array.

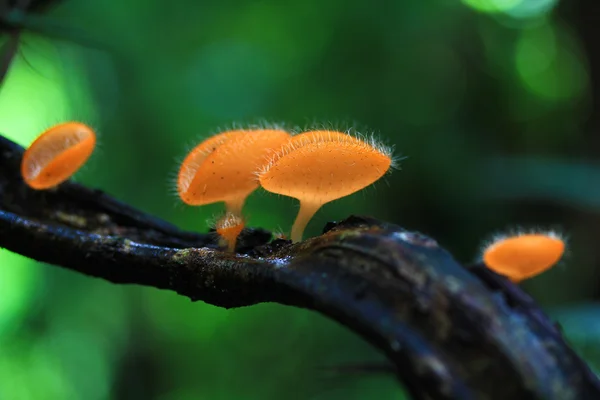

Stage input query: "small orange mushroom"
[
  {"left": 21, "top": 122, "right": 96, "bottom": 190},
  {"left": 177, "top": 129, "right": 292, "bottom": 216},
  {"left": 258, "top": 130, "right": 394, "bottom": 242},
  {"left": 177, "top": 130, "right": 246, "bottom": 205},
  {"left": 272, "top": 231, "right": 289, "bottom": 240},
  {"left": 482, "top": 232, "right": 565, "bottom": 282},
  {"left": 215, "top": 212, "right": 245, "bottom": 252}
]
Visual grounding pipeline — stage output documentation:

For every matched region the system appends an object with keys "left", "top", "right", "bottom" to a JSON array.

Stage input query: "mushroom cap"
[
  {"left": 215, "top": 212, "right": 245, "bottom": 252},
  {"left": 215, "top": 213, "right": 245, "bottom": 240},
  {"left": 483, "top": 233, "right": 565, "bottom": 282},
  {"left": 179, "top": 129, "right": 291, "bottom": 206},
  {"left": 258, "top": 130, "right": 392, "bottom": 205},
  {"left": 288, "top": 130, "right": 363, "bottom": 147},
  {"left": 177, "top": 130, "right": 247, "bottom": 203},
  {"left": 21, "top": 122, "right": 96, "bottom": 190}
]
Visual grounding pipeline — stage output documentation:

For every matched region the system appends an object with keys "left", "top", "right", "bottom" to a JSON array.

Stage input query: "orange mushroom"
[
  {"left": 21, "top": 122, "right": 96, "bottom": 190},
  {"left": 258, "top": 130, "right": 394, "bottom": 242},
  {"left": 177, "top": 129, "right": 246, "bottom": 205},
  {"left": 482, "top": 232, "right": 565, "bottom": 282},
  {"left": 215, "top": 212, "right": 245, "bottom": 252},
  {"left": 177, "top": 129, "right": 292, "bottom": 216}
]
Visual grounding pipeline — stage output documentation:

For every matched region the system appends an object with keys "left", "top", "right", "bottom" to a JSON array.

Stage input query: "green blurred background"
[{"left": 1, "top": 0, "right": 599, "bottom": 398}]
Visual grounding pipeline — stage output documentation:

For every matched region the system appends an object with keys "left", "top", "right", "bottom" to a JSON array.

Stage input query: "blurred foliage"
[{"left": 0, "top": 0, "right": 598, "bottom": 398}]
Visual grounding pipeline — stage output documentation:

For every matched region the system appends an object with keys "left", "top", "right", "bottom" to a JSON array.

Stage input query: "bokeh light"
[
  {"left": 462, "top": 0, "right": 522, "bottom": 14},
  {"left": 515, "top": 20, "right": 589, "bottom": 102},
  {"left": 462, "top": 0, "right": 559, "bottom": 19}
]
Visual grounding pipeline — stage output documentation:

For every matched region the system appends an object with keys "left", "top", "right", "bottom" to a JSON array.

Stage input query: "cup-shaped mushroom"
[
  {"left": 177, "top": 130, "right": 247, "bottom": 205},
  {"left": 21, "top": 122, "right": 96, "bottom": 190},
  {"left": 258, "top": 130, "right": 393, "bottom": 242},
  {"left": 215, "top": 212, "right": 245, "bottom": 252},
  {"left": 289, "top": 130, "right": 364, "bottom": 147},
  {"left": 482, "top": 233, "right": 565, "bottom": 282},
  {"left": 177, "top": 129, "right": 292, "bottom": 216}
]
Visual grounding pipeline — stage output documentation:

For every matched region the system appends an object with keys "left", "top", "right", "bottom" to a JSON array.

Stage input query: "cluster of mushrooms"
[
  {"left": 18, "top": 121, "right": 565, "bottom": 282},
  {"left": 175, "top": 128, "right": 394, "bottom": 248}
]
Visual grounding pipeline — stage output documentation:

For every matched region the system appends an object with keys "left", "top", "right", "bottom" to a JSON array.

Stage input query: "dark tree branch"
[
  {"left": 0, "top": 0, "right": 110, "bottom": 83},
  {"left": 1, "top": 134, "right": 599, "bottom": 399},
  {"left": 0, "top": 0, "right": 59, "bottom": 91}
]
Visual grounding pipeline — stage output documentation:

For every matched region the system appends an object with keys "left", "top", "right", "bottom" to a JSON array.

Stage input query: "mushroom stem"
[
  {"left": 225, "top": 197, "right": 246, "bottom": 217},
  {"left": 227, "top": 237, "right": 237, "bottom": 253},
  {"left": 291, "top": 201, "right": 322, "bottom": 243}
]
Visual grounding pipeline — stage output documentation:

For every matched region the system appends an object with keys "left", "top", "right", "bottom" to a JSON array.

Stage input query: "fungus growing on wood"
[
  {"left": 21, "top": 122, "right": 96, "bottom": 190},
  {"left": 482, "top": 232, "right": 565, "bottom": 282},
  {"left": 215, "top": 212, "right": 245, "bottom": 252},
  {"left": 258, "top": 130, "right": 394, "bottom": 242},
  {"left": 177, "top": 129, "right": 292, "bottom": 216},
  {"left": 177, "top": 130, "right": 245, "bottom": 205}
]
